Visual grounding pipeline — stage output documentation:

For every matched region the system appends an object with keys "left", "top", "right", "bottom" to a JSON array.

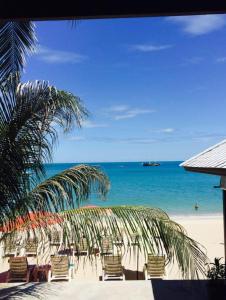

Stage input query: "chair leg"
[
  {"left": 47, "top": 270, "right": 52, "bottom": 282},
  {"left": 102, "top": 271, "right": 105, "bottom": 281}
]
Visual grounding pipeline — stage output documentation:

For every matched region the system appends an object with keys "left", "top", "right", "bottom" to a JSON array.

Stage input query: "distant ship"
[{"left": 142, "top": 162, "right": 160, "bottom": 167}]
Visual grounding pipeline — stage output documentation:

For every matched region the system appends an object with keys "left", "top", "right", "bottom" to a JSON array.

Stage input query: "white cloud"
[
  {"left": 35, "top": 46, "right": 87, "bottom": 64},
  {"left": 167, "top": 15, "right": 226, "bottom": 35},
  {"left": 81, "top": 120, "right": 108, "bottom": 128},
  {"left": 107, "top": 105, "right": 129, "bottom": 112},
  {"left": 103, "top": 105, "right": 156, "bottom": 120},
  {"left": 216, "top": 57, "right": 226, "bottom": 63},
  {"left": 68, "top": 136, "right": 85, "bottom": 141},
  {"left": 160, "top": 128, "right": 175, "bottom": 133},
  {"left": 114, "top": 108, "right": 156, "bottom": 120},
  {"left": 132, "top": 44, "right": 173, "bottom": 52}
]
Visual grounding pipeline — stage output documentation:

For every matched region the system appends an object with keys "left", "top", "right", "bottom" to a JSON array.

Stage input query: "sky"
[{"left": 22, "top": 15, "right": 226, "bottom": 162}]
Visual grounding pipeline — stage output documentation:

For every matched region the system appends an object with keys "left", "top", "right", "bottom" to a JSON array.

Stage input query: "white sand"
[
  {"left": 173, "top": 214, "right": 224, "bottom": 262},
  {"left": 71, "top": 214, "right": 225, "bottom": 280},
  {"left": 0, "top": 214, "right": 224, "bottom": 281}
]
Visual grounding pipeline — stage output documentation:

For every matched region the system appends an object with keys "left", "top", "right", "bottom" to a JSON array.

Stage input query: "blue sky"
[{"left": 22, "top": 15, "right": 226, "bottom": 162}]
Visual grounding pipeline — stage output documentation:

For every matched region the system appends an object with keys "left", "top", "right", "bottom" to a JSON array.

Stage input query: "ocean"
[{"left": 45, "top": 161, "right": 223, "bottom": 216}]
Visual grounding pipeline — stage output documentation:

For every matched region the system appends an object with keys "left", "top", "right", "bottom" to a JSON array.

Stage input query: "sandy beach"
[
  {"left": 173, "top": 214, "right": 224, "bottom": 262},
  {"left": 63, "top": 214, "right": 225, "bottom": 280},
  {"left": 0, "top": 214, "right": 224, "bottom": 282}
]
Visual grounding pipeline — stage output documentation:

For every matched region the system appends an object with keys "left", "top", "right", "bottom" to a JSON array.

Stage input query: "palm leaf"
[
  {"left": 0, "top": 21, "right": 36, "bottom": 82},
  {"left": 6, "top": 205, "right": 207, "bottom": 279},
  {"left": 0, "top": 79, "right": 88, "bottom": 226},
  {"left": 28, "top": 164, "right": 110, "bottom": 212},
  {"left": 58, "top": 206, "right": 207, "bottom": 279}
]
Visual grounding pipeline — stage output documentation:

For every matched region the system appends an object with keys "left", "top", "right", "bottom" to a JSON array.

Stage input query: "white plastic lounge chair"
[
  {"left": 102, "top": 255, "right": 125, "bottom": 281},
  {"left": 144, "top": 255, "right": 166, "bottom": 280},
  {"left": 48, "top": 255, "right": 74, "bottom": 282}
]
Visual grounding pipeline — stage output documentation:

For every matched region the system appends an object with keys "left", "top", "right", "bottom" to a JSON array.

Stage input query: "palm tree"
[
  {"left": 0, "top": 21, "right": 208, "bottom": 279},
  {"left": 0, "top": 21, "right": 109, "bottom": 224}
]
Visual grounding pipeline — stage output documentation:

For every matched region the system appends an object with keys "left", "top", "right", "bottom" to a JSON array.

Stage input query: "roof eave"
[{"left": 183, "top": 166, "right": 226, "bottom": 176}]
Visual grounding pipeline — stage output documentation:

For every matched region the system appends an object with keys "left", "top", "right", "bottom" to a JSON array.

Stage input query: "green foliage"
[
  {"left": 59, "top": 206, "right": 208, "bottom": 279},
  {"left": 0, "top": 22, "right": 109, "bottom": 226},
  {"left": 207, "top": 257, "right": 226, "bottom": 280},
  {"left": 0, "top": 22, "right": 35, "bottom": 82}
]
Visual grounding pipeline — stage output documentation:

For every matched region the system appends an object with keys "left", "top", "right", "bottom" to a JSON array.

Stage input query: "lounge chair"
[
  {"left": 4, "top": 237, "right": 18, "bottom": 257},
  {"left": 113, "top": 234, "right": 124, "bottom": 247},
  {"left": 25, "top": 238, "right": 38, "bottom": 256},
  {"left": 48, "top": 255, "right": 73, "bottom": 282},
  {"left": 130, "top": 233, "right": 139, "bottom": 245},
  {"left": 74, "top": 238, "right": 88, "bottom": 255},
  {"left": 7, "top": 257, "right": 30, "bottom": 282},
  {"left": 143, "top": 255, "right": 166, "bottom": 280},
  {"left": 49, "top": 232, "right": 61, "bottom": 247},
  {"left": 100, "top": 237, "right": 113, "bottom": 255},
  {"left": 102, "top": 255, "right": 125, "bottom": 281}
]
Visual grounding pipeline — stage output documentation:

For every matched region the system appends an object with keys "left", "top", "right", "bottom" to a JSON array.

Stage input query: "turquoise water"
[{"left": 45, "top": 161, "right": 223, "bottom": 216}]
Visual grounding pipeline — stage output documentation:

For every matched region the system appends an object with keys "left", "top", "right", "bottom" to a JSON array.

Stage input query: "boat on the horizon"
[{"left": 142, "top": 162, "right": 160, "bottom": 167}]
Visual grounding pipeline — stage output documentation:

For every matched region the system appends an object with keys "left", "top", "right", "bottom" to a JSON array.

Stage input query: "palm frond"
[
  {"left": 0, "top": 79, "right": 88, "bottom": 225},
  {"left": 0, "top": 21, "right": 36, "bottom": 82},
  {"left": 59, "top": 206, "right": 207, "bottom": 279},
  {"left": 6, "top": 205, "right": 207, "bottom": 279},
  {"left": 28, "top": 165, "right": 110, "bottom": 212}
]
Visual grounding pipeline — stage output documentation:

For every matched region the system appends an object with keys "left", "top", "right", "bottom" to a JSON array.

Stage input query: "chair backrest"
[
  {"left": 131, "top": 233, "right": 139, "bottom": 245},
  {"left": 104, "top": 255, "right": 122, "bottom": 275},
  {"left": 114, "top": 234, "right": 123, "bottom": 243},
  {"left": 101, "top": 237, "right": 113, "bottom": 253},
  {"left": 50, "top": 232, "right": 61, "bottom": 245},
  {"left": 51, "top": 256, "right": 69, "bottom": 276},
  {"left": 9, "top": 257, "right": 28, "bottom": 278},
  {"left": 4, "top": 237, "right": 17, "bottom": 253},
  {"left": 147, "top": 255, "right": 165, "bottom": 277},
  {"left": 25, "top": 239, "right": 38, "bottom": 253},
  {"left": 78, "top": 238, "right": 88, "bottom": 251}
]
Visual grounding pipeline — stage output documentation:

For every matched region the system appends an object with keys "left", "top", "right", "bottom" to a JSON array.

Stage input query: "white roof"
[{"left": 180, "top": 139, "right": 226, "bottom": 169}]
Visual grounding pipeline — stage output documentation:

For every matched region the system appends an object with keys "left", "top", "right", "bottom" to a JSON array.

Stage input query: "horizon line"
[{"left": 47, "top": 160, "right": 184, "bottom": 164}]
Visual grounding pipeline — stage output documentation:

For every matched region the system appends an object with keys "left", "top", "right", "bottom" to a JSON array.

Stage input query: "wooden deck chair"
[
  {"left": 49, "top": 232, "right": 61, "bottom": 246},
  {"left": 113, "top": 234, "right": 124, "bottom": 247},
  {"left": 7, "top": 257, "right": 30, "bottom": 282},
  {"left": 48, "top": 256, "right": 73, "bottom": 282},
  {"left": 130, "top": 233, "right": 139, "bottom": 245},
  {"left": 100, "top": 237, "right": 113, "bottom": 255},
  {"left": 102, "top": 255, "right": 125, "bottom": 281},
  {"left": 4, "top": 237, "right": 18, "bottom": 257},
  {"left": 74, "top": 238, "right": 88, "bottom": 255},
  {"left": 144, "top": 255, "right": 166, "bottom": 280},
  {"left": 25, "top": 238, "right": 38, "bottom": 256}
]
